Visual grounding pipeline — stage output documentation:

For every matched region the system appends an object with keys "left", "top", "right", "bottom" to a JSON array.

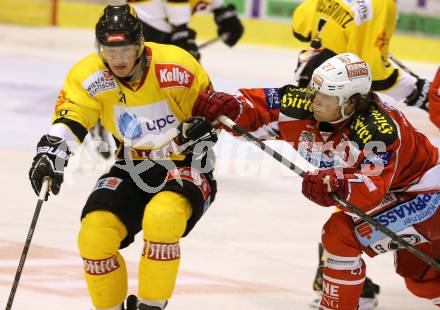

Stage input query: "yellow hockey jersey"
[
  {"left": 52, "top": 42, "right": 212, "bottom": 160},
  {"left": 292, "top": 0, "right": 398, "bottom": 90}
]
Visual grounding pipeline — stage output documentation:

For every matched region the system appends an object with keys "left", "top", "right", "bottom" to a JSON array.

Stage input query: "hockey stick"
[
  {"left": 199, "top": 36, "right": 222, "bottom": 49},
  {"left": 199, "top": 34, "right": 229, "bottom": 50},
  {"left": 389, "top": 54, "right": 419, "bottom": 78},
  {"left": 6, "top": 178, "right": 50, "bottom": 310},
  {"left": 217, "top": 115, "right": 440, "bottom": 272}
]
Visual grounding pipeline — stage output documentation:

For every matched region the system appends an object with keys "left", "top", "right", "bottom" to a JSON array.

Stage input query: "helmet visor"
[{"left": 99, "top": 44, "right": 140, "bottom": 63}]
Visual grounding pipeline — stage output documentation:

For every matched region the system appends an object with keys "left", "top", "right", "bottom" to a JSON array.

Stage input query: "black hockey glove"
[
  {"left": 170, "top": 24, "right": 200, "bottom": 60},
  {"left": 176, "top": 117, "right": 218, "bottom": 155},
  {"left": 29, "top": 135, "right": 71, "bottom": 197},
  {"left": 213, "top": 4, "right": 244, "bottom": 47},
  {"left": 404, "top": 77, "right": 431, "bottom": 111}
]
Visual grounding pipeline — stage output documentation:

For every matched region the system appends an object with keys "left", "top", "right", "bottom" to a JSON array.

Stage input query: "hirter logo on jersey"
[
  {"left": 345, "top": 62, "right": 369, "bottom": 79},
  {"left": 155, "top": 63, "right": 194, "bottom": 89}
]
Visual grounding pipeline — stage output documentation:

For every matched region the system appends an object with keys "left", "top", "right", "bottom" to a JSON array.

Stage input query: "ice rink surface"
[{"left": 0, "top": 25, "right": 440, "bottom": 309}]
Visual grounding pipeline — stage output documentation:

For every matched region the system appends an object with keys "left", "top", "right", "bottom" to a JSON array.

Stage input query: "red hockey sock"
[{"left": 320, "top": 263, "right": 366, "bottom": 310}]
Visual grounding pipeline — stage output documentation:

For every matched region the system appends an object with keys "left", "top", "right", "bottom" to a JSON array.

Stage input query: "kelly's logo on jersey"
[{"left": 155, "top": 63, "right": 194, "bottom": 89}]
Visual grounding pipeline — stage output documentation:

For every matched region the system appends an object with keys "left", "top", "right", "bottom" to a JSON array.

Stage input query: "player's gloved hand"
[
  {"left": 213, "top": 4, "right": 244, "bottom": 47},
  {"left": 170, "top": 24, "right": 200, "bottom": 60},
  {"left": 404, "top": 77, "right": 431, "bottom": 111},
  {"left": 192, "top": 90, "right": 241, "bottom": 122},
  {"left": 90, "top": 120, "right": 112, "bottom": 159},
  {"left": 302, "top": 170, "right": 349, "bottom": 207},
  {"left": 29, "top": 135, "right": 71, "bottom": 197},
  {"left": 176, "top": 116, "right": 218, "bottom": 154}
]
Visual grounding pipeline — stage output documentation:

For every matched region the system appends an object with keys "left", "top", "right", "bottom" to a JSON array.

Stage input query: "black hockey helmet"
[{"left": 95, "top": 4, "right": 143, "bottom": 46}]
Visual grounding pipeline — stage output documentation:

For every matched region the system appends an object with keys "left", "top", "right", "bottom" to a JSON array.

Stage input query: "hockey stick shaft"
[
  {"left": 199, "top": 34, "right": 229, "bottom": 50},
  {"left": 389, "top": 54, "right": 418, "bottom": 78},
  {"left": 217, "top": 115, "right": 440, "bottom": 271},
  {"left": 6, "top": 179, "right": 50, "bottom": 310}
]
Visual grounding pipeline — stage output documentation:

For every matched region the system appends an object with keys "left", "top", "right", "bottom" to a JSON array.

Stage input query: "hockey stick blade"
[
  {"left": 217, "top": 115, "right": 440, "bottom": 272},
  {"left": 6, "top": 178, "right": 50, "bottom": 310}
]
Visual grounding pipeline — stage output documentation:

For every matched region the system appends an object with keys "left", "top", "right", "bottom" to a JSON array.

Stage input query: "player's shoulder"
[
  {"left": 278, "top": 85, "right": 314, "bottom": 120},
  {"left": 149, "top": 43, "right": 206, "bottom": 90},
  {"left": 148, "top": 42, "right": 199, "bottom": 67},
  {"left": 68, "top": 53, "right": 107, "bottom": 81},
  {"left": 348, "top": 102, "right": 398, "bottom": 150}
]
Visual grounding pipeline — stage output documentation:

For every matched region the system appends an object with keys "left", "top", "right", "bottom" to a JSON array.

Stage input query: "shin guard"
[
  {"left": 138, "top": 191, "right": 191, "bottom": 301},
  {"left": 78, "top": 211, "right": 128, "bottom": 309},
  {"left": 320, "top": 253, "right": 366, "bottom": 310}
]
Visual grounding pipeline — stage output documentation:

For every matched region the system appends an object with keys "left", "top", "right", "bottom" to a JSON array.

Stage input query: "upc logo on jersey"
[
  {"left": 345, "top": 62, "right": 369, "bottom": 79},
  {"left": 155, "top": 63, "right": 194, "bottom": 89},
  {"left": 119, "top": 112, "right": 143, "bottom": 139}
]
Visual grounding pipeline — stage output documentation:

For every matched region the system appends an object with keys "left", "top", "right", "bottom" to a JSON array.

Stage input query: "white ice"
[{"left": 0, "top": 25, "right": 440, "bottom": 310}]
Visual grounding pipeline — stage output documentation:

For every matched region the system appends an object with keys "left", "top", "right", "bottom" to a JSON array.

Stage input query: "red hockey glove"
[
  {"left": 192, "top": 90, "right": 241, "bottom": 122},
  {"left": 302, "top": 170, "right": 349, "bottom": 207}
]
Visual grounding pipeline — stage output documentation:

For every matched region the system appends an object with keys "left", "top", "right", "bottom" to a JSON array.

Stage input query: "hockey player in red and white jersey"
[
  {"left": 28, "top": 4, "right": 218, "bottom": 310},
  {"left": 128, "top": 0, "right": 244, "bottom": 61},
  {"left": 291, "top": 0, "right": 431, "bottom": 112},
  {"left": 192, "top": 53, "right": 440, "bottom": 309}
]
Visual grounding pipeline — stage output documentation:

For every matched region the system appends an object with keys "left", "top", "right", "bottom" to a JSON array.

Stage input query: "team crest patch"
[
  {"left": 264, "top": 88, "right": 281, "bottom": 109},
  {"left": 345, "top": 62, "right": 369, "bottom": 79},
  {"left": 93, "top": 177, "right": 123, "bottom": 192},
  {"left": 82, "top": 70, "right": 117, "bottom": 96},
  {"left": 155, "top": 63, "right": 194, "bottom": 89}
]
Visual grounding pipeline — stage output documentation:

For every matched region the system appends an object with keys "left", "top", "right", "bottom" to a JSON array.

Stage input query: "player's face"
[
  {"left": 312, "top": 92, "right": 342, "bottom": 122},
  {"left": 101, "top": 44, "right": 139, "bottom": 78}
]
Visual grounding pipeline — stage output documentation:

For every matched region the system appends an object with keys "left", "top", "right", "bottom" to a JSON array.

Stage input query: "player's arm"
[
  {"left": 164, "top": 0, "right": 201, "bottom": 59},
  {"left": 192, "top": 84, "right": 313, "bottom": 140},
  {"left": 302, "top": 123, "right": 400, "bottom": 213},
  {"left": 164, "top": 56, "right": 217, "bottom": 154},
  {"left": 291, "top": 0, "right": 314, "bottom": 42},
  {"left": 211, "top": 1, "right": 243, "bottom": 47},
  {"left": 29, "top": 69, "right": 101, "bottom": 197}
]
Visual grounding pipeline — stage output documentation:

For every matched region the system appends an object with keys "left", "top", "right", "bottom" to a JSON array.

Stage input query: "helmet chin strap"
[{"left": 336, "top": 96, "right": 353, "bottom": 122}]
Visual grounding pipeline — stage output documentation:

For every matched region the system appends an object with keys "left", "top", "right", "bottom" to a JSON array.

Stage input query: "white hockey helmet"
[{"left": 310, "top": 53, "right": 372, "bottom": 107}]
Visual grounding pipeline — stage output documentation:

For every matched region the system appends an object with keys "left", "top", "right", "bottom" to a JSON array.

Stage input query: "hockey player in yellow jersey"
[
  {"left": 28, "top": 5, "right": 218, "bottom": 310},
  {"left": 88, "top": 0, "right": 243, "bottom": 160},
  {"left": 291, "top": 0, "right": 431, "bottom": 111},
  {"left": 128, "top": 0, "right": 244, "bottom": 60}
]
